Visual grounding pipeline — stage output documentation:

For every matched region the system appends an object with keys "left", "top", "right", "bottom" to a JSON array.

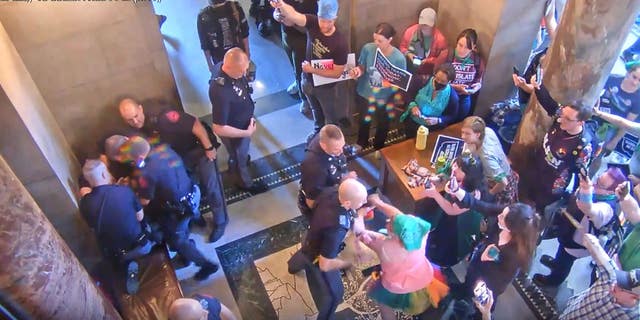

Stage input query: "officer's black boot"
[
  {"left": 194, "top": 262, "right": 219, "bottom": 281},
  {"left": 208, "top": 222, "right": 227, "bottom": 243}
]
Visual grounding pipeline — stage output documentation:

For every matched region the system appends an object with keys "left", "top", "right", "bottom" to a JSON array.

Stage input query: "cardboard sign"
[
  {"left": 311, "top": 53, "right": 356, "bottom": 86},
  {"left": 430, "top": 134, "right": 466, "bottom": 165},
  {"left": 373, "top": 48, "right": 412, "bottom": 92}
]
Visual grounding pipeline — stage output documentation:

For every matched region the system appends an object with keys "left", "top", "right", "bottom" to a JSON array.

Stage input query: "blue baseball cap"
[{"left": 318, "top": 0, "right": 338, "bottom": 20}]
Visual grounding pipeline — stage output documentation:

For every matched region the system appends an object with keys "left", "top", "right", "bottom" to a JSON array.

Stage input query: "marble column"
[
  {"left": 0, "top": 155, "right": 121, "bottom": 320},
  {"left": 510, "top": 0, "right": 640, "bottom": 201}
]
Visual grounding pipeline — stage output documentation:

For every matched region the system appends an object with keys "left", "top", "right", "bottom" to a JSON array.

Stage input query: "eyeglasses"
[{"left": 559, "top": 107, "right": 580, "bottom": 122}]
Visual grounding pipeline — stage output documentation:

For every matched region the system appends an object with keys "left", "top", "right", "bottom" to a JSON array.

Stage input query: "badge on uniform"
[{"left": 233, "top": 84, "right": 243, "bottom": 97}]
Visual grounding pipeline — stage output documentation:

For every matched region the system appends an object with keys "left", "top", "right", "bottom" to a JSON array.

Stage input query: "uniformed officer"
[
  {"left": 119, "top": 98, "right": 229, "bottom": 243},
  {"left": 79, "top": 159, "right": 154, "bottom": 294},
  {"left": 120, "top": 136, "right": 219, "bottom": 281},
  {"left": 299, "top": 124, "right": 356, "bottom": 217},
  {"left": 210, "top": 47, "right": 268, "bottom": 194},
  {"left": 198, "top": 0, "right": 251, "bottom": 73},
  {"left": 288, "top": 178, "right": 369, "bottom": 319}
]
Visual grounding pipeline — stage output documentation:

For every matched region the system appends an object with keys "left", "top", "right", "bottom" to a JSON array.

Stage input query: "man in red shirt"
[{"left": 399, "top": 8, "right": 449, "bottom": 76}]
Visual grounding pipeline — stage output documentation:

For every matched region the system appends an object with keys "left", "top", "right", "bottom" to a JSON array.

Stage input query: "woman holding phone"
[{"left": 445, "top": 180, "right": 539, "bottom": 317}]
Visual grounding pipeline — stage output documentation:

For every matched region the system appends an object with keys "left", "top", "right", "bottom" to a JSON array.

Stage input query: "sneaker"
[
  {"left": 125, "top": 261, "right": 139, "bottom": 295},
  {"left": 208, "top": 223, "right": 227, "bottom": 243},
  {"left": 194, "top": 263, "right": 219, "bottom": 281},
  {"left": 299, "top": 101, "right": 312, "bottom": 119},
  {"left": 540, "top": 254, "right": 557, "bottom": 270},
  {"left": 287, "top": 82, "right": 299, "bottom": 96}
]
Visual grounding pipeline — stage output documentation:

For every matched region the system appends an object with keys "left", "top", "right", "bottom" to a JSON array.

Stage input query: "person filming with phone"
[{"left": 444, "top": 177, "right": 540, "bottom": 318}]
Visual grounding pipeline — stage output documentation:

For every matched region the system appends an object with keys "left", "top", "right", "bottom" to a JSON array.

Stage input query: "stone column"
[
  {"left": 510, "top": 0, "right": 640, "bottom": 201},
  {"left": 0, "top": 155, "right": 121, "bottom": 320}
]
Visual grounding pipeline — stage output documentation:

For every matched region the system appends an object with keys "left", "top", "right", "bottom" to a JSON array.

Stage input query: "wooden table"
[{"left": 378, "top": 123, "right": 464, "bottom": 214}]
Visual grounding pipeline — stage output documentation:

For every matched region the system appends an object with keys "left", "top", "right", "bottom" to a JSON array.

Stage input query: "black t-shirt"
[
  {"left": 534, "top": 85, "right": 594, "bottom": 195},
  {"left": 192, "top": 294, "right": 222, "bottom": 320},
  {"left": 466, "top": 238, "right": 520, "bottom": 296},
  {"left": 304, "top": 187, "right": 350, "bottom": 259},
  {"left": 300, "top": 135, "right": 348, "bottom": 200},
  {"left": 282, "top": 0, "right": 318, "bottom": 35},
  {"left": 80, "top": 185, "right": 143, "bottom": 253},
  {"left": 149, "top": 109, "right": 199, "bottom": 157},
  {"left": 209, "top": 63, "right": 255, "bottom": 130},
  {"left": 303, "top": 14, "right": 348, "bottom": 84},
  {"left": 135, "top": 144, "right": 193, "bottom": 204},
  {"left": 197, "top": 1, "right": 250, "bottom": 63}
]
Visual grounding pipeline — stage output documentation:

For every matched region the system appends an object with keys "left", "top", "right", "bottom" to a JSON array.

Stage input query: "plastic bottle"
[
  {"left": 435, "top": 154, "right": 447, "bottom": 173},
  {"left": 415, "top": 125, "right": 428, "bottom": 150}
]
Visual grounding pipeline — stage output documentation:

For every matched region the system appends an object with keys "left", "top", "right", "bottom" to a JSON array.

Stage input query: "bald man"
[
  {"left": 288, "top": 178, "right": 369, "bottom": 319},
  {"left": 209, "top": 48, "right": 268, "bottom": 194},
  {"left": 169, "top": 295, "right": 236, "bottom": 320},
  {"left": 118, "top": 98, "right": 228, "bottom": 243}
]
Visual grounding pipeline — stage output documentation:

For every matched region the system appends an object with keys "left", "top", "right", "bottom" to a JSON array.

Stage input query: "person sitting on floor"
[
  {"left": 353, "top": 194, "right": 449, "bottom": 319},
  {"left": 448, "top": 28, "right": 484, "bottom": 119},
  {"left": 422, "top": 151, "right": 490, "bottom": 268},
  {"left": 400, "top": 63, "right": 459, "bottom": 138},
  {"left": 169, "top": 295, "right": 236, "bottom": 320},
  {"left": 460, "top": 116, "right": 519, "bottom": 205}
]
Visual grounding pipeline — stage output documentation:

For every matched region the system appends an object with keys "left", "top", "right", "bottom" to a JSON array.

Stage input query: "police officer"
[
  {"left": 120, "top": 136, "right": 219, "bottom": 281},
  {"left": 79, "top": 159, "right": 154, "bottom": 294},
  {"left": 210, "top": 47, "right": 268, "bottom": 193},
  {"left": 299, "top": 124, "right": 356, "bottom": 217},
  {"left": 288, "top": 178, "right": 369, "bottom": 319},
  {"left": 119, "top": 98, "right": 229, "bottom": 243},
  {"left": 198, "top": 0, "right": 251, "bottom": 72}
]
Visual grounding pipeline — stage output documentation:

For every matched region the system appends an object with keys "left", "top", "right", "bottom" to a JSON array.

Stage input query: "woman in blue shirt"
[{"left": 351, "top": 23, "right": 407, "bottom": 150}]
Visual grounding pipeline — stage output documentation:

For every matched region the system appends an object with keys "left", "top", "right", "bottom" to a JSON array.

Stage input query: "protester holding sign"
[
  {"left": 272, "top": 0, "right": 349, "bottom": 141},
  {"left": 350, "top": 23, "right": 406, "bottom": 151},
  {"left": 400, "top": 63, "right": 459, "bottom": 138},
  {"left": 448, "top": 28, "right": 485, "bottom": 120}
]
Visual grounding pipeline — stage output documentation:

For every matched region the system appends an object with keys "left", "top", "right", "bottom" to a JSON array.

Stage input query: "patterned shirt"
[{"left": 560, "top": 266, "right": 640, "bottom": 320}]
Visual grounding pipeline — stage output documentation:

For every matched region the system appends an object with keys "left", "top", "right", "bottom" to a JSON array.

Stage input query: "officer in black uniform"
[
  {"left": 299, "top": 124, "right": 355, "bottom": 217},
  {"left": 119, "top": 98, "right": 229, "bottom": 243},
  {"left": 198, "top": 0, "right": 251, "bottom": 73},
  {"left": 79, "top": 159, "right": 154, "bottom": 294},
  {"left": 120, "top": 136, "right": 219, "bottom": 280},
  {"left": 288, "top": 178, "right": 369, "bottom": 319},
  {"left": 210, "top": 47, "right": 268, "bottom": 193}
]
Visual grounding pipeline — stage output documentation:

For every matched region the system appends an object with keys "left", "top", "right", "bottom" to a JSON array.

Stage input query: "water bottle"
[{"left": 415, "top": 125, "right": 428, "bottom": 150}]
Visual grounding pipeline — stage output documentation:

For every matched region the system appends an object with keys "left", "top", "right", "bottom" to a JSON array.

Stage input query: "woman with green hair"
[{"left": 354, "top": 194, "right": 449, "bottom": 319}]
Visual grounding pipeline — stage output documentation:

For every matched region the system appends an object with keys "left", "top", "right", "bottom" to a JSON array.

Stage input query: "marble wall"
[
  {"left": 0, "top": 1, "right": 180, "bottom": 159},
  {"left": 0, "top": 155, "right": 121, "bottom": 319}
]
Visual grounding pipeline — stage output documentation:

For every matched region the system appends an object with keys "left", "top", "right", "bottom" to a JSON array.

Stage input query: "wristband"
[
  {"left": 204, "top": 145, "right": 215, "bottom": 151},
  {"left": 576, "top": 192, "right": 593, "bottom": 204}
]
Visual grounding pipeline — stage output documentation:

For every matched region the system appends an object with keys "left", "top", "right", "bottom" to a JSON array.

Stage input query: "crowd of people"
[{"left": 73, "top": 0, "right": 640, "bottom": 319}]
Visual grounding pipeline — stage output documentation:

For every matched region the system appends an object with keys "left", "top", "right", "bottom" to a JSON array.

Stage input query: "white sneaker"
[{"left": 287, "top": 82, "right": 299, "bottom": 95}]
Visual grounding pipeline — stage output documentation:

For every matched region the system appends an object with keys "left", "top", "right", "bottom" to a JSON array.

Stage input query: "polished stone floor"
[{"left": 151, "top": 1, "right": 637, "bottom": 319}]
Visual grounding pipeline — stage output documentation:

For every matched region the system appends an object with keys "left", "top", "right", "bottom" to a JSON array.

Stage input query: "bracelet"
[{"left": 204, "top": 145, "right": 215, "bottom": 151}]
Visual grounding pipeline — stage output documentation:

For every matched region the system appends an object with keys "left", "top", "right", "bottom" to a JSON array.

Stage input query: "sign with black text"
[
  {"left": 373, "top": 48, "right": 412, "bottom": 92},
  {"left": 430, "top": 134, "right": 466, "bottom": 165},
  {"left": 614, "top": 133, "right": 639, "bottom": 160}
]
